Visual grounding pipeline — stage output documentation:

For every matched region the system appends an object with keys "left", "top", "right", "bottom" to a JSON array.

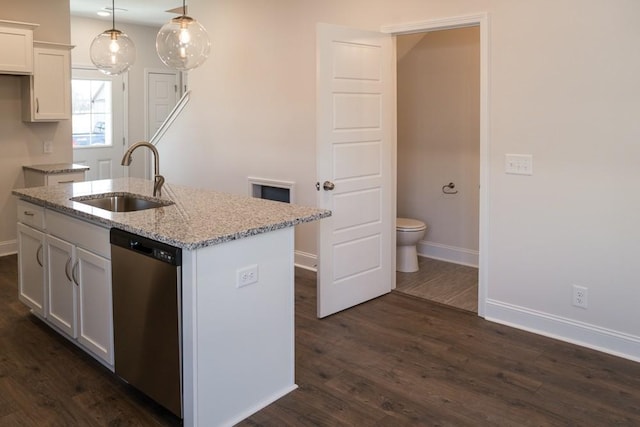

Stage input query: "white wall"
[
  {"left": 70, "top": 17, "right": 168, "bottom": 178},
  {"left": 0, "top": 0, "right": 71, "bottom": 256},
  {"left": 160, "top": 0, "right": 640, "bottom": 361},
  {"left": 397, "top": 27, "right": 480, "bottom": 266}
]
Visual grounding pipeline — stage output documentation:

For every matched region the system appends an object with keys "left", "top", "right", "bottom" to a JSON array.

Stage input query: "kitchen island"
[{"left": 13, "top": 178, "right": 330, "bottom": 427}]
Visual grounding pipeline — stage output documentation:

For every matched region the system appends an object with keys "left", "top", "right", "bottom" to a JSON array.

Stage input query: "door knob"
[{"left": 323, "top": 181, "right": 335, "bottom": 191}]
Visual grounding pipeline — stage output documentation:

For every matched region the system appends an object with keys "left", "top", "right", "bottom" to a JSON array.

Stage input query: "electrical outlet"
[
  {"left": 237, "top": 264, "right": 259, "bottom": 288},
  {"left": 43, "top": 141, "right": 53, "bottom": 154},
  {"left": 572, "top": 284, "right": 588, "bottom": 309}
]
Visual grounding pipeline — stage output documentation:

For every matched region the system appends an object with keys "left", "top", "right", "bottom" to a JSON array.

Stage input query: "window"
[{"left": 72, "top": 78, "right": 113, "bottom": 147}]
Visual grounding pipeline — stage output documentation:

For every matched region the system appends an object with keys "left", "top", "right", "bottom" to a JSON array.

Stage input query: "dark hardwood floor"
[
  {"left": 0, "top": 254, "right": 181, "bottom": 426},
  {"left": 2, "top": 254, "right": 640, "bottom": 426}
]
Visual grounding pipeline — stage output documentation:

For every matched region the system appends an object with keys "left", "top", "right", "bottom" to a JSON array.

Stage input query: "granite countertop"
[
  {"left": 12, "top": 178, "right": 331, "bottom": 250},
  {"left": 23, "top": 163, "right": 90, "bottom": 174}
]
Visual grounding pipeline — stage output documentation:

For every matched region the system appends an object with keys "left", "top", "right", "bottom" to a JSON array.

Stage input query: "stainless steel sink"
[{"left": 70, "top": 193, "right": 174, "bottom": 212}]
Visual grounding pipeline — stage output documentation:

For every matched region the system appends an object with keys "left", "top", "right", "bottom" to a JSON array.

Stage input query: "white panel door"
[
  {"left": 316, "top": 24, "right": 395, "bottom": 318},
  {"left": 148, "top": 71, "right": 179, "bottom": 139},
  {"left": 72, "top": 68, "right": 126, "bottom": 180}
]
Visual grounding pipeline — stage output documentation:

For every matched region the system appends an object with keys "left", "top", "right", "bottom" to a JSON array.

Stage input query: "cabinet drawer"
[
  {"left": 47, "top": 172, "right": 85, "bottom": 185},
  {"left": 47, "top": 210, "right": 110, "bottom": 259},
  {"left": 17, "top": 199, "right": 45, "bottom": 230}
]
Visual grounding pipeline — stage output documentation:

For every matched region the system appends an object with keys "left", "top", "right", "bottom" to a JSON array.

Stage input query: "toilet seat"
[{"left": 396, "top": 217, "right": 426, "bottom": 231}]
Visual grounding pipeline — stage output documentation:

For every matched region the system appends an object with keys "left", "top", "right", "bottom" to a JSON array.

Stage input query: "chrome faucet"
[{"left": 121, "top": 141, "right": 165, "bottom": 197}]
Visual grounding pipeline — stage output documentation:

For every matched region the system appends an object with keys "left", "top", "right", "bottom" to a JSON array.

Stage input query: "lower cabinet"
[
  {"left": 17, "top": 200, "right": 113, "bottom": 368},
  {"left": 46, "top": 235, "right": 76, "bottom": 336},
  {"left": 17, "top": 222, "right": 46, "bottom": 317},
  {"left": 75, "top": 246, "right": 112, "bottom": 364}
]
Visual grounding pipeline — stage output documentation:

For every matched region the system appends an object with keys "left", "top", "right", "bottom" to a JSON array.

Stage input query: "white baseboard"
[
  {"left": 294, "top": 250, "right": 317, "bottom": 272},
  {"left": 0, "top": 240, "right": 17, "bottom": 257},
  {"left": 417, "top": 240, "right": 478, "bottom": 267},
  {"left": 485, "top": 299, "right": 640, "bottom": 363}
]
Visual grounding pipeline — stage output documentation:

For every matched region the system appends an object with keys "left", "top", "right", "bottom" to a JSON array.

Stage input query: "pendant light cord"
[
  {"left": 111, "top": 0, "right": 116, "bottom": 30},
  {"left": 183, "top": 0, "right": 187, "bottom": 17}
]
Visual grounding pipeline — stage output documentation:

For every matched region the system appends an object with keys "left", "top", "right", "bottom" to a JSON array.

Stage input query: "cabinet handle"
[
  {"left": 71, "top": 261, "right": 79, "bottom": 286},
  {"left": 36, "top": 244, "right": 43, "bottom": 267},
  {"left": 57, "top": 180, "right": 75, "bottom": 184},
  {"left": 65, "top": 257, "right": 73, "bottom": 282},
  {"left": 36, "top": 98, "right": 39, "bottom": 114},
  {"left": 24, "top": 211, "right": 35, "bottom": 217}
]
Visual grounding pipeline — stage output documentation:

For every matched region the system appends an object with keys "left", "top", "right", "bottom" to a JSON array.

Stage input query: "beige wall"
[
  {"left": 0, "top": 0, "right": 71, "bottom": 255},
  {"left": 160, "top": 0, "right": 640, "bottom": 360},
  {"left": 397, "top": 27, "right": 480, "bottom": 265}
]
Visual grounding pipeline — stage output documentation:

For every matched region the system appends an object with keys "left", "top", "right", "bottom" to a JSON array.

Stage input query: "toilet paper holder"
[{"left": 442, "top": 182, "right": 458, "bottom": 195}]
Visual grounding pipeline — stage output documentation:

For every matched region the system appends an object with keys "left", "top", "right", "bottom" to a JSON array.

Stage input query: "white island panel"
[{"left": 182, "top": 227, "right": 296, "bottom": 427}]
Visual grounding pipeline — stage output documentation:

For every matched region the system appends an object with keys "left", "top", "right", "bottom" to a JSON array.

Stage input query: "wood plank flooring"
[
  {"left": 2, "top": 255, "right": 640, "bottom": 426},
  {"left": 395, "top": 256, "right": 478, "bottom": 312},
  {"left": 0, "top": 255, "right": 181, "bottom": 426}
]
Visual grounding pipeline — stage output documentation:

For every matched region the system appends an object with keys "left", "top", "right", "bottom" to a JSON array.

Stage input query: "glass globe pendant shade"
[
  {"left": 90, "top": 29, "right": 136, "bottom": 75},
  {"left": 156, "top": 16, "right": 210, "bottom": 71}
]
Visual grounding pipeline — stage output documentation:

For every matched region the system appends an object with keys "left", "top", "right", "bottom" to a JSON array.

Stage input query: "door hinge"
[
  {"left": 174, "top": 84, "right": 178, "bottom": 93},
  {"left": 122, "top": 82, "right": 126, "bottom": 91}
]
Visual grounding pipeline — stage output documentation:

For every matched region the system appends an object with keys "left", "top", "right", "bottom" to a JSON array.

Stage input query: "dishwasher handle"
[{"left": 130, "top": 240, "right": 153, "bottom": 255}]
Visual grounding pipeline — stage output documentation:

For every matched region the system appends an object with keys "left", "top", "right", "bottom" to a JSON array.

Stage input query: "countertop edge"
[
  {"left": 12, "top": 186, "right": 331, "bottom": 250},
  {"left": 23, "top": 163, "right": 90, "bottom": 174}
]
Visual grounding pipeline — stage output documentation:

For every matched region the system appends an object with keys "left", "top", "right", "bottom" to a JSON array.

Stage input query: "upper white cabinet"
[
  {"left": 0, "top": 19, "right": 38, "bottom": 74},
  {"left": 22, "top": 42, "right": 72, "bottom": 122}
]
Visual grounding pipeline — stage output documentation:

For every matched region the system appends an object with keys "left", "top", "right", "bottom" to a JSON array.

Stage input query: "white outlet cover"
[
  {"left": 236, "top": 264, "right": 259, "bottom": 288},
  {"left": 505, "top": 154, "right": 533, "bottom": 175}
]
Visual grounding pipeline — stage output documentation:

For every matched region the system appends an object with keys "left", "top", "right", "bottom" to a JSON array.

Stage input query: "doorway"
[
  {"left": 394, "top": 26, "right": 480, "bottom": 313},
  {"left": 143, "top": 69, "right": 181, "bottom": 179},
  {"left": 315, "top": 15, "right": 488, "bottom": 318},
  {"left": 384, "top": 13, "right": 489, "bottom": 317},
  {"left": 71, "top": 67, "right": 127, "bottom": 180}
]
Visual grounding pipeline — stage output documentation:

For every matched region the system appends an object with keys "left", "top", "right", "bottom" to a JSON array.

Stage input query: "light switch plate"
[
  {"left": 505, "top": 154, "right": 533, "bottom": 175},
  {"left": 43, "top": 140, "right": 53, "bottom": 154}
]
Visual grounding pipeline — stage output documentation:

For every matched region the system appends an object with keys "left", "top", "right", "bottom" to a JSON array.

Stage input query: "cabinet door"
[
  {"left": 17, "top": 223, "right": 46, "bottom": 316},
  {"left": 22, "top": 45, "right": 71, "bottom": 121},
  {"left": 76, "top": 247, "right": 113, "bottom": 365},
  {"left": 0, "top": 22, "right": 35, "bottom": 74},
  {"left": 46, "top": 235, "right": 77, "bottom": 338}
]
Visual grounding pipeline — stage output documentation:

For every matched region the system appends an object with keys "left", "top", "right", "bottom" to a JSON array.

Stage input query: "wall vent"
[{"left": 248, "top": 177, "right": 295, "bottom": 204}]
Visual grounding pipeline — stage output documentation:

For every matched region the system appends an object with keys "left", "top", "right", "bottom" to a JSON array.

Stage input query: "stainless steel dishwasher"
[{"left": 110, "top": 228, "right": 182, "bottom": 418}]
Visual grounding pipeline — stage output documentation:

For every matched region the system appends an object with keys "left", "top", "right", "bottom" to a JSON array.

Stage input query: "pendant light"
[
  {"left": 89, "top": 0, "right": 136, "bottom": 75},
  {"left": 156, "top": 0, "right": 210, "bottom": 71}
]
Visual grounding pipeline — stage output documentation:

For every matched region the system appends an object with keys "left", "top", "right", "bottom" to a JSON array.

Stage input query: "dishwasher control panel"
[
  {"left": 154, "top": 248, "right": 177, "bottom": 264},
  {"left": 111, "top": 228, "right": 181, "bottom": 266}
]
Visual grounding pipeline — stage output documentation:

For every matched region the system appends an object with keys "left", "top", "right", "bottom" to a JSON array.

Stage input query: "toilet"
[{"left": 396, "top": 217, "right": 427, "bottom": 273}]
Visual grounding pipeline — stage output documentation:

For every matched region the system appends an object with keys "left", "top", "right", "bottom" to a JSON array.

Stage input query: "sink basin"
[{"left": 70, "top": 193, "right": 174, "bottom": 212}]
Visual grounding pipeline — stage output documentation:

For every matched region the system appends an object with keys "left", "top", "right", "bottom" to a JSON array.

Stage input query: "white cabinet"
[
  {"left": 46, "top": 209, "right": 113, "bottom": 366},
  {"left": 46, "top": 234, "right": 76, "bottom": 337},
  {"left": 76, "top": 247, "right": 112, "bottom": 363},
  {"left": 16, "top": 200, "right": 113, "bottom": 368},
  {"left": 22, "top": 42, "right": 72, "bottom": 122},
  {"left": 0, "top": 20, "right": 38, "bottom": 74},
  {"left": 17, "top": 222, "right": 46, "bottom": 316}
]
